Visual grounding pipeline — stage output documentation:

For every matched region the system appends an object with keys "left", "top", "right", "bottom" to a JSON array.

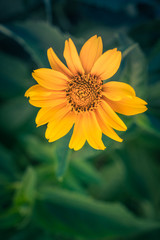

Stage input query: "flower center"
[{"left": 66, "top": 74, "right": 102, "bottom": 112}]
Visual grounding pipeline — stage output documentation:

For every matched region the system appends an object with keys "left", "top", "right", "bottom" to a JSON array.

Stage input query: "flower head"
[{"left": 25, "top": 35, "right": 147, "bottom": 150}]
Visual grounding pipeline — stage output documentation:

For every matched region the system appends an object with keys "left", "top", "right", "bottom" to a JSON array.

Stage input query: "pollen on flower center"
[{"left": 66, "top": 74, "right": 103, "bottom": 112}]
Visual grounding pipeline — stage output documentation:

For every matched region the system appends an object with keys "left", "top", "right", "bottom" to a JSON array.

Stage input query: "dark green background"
[{"left": 0, "top": 0, "right": 160, "bottom": 239}]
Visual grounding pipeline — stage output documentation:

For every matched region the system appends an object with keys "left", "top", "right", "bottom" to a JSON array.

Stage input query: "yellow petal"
[
  {"left": 26, "top": 89, "right": 65, "bottom": 102},
  {"left": 63, "top": 38, "right": 84, "bottom": 75},
  {"left": 35, "top": 102, "right": 67, "bottom": 127},
  {"left": 46, "top": 111, "right": 75, "bottom": 142},
  {"left": 29, "top": 96, "right": 67, "bottom": 107},
  {"left": 45, "top": 105, "right": 72, "bottom": 139},
  {"left": 95, "top": 108, "right": 123, "bottom": 142},
  {"left": 32, "top": 68, "right": 68, "bottom": 90},
  {"left": 131, "top": 96, "right": 147, "bottom": 105},
  {"left": 99, "top": 99, "right": 127, "bottom": 131},
  {"left": 103, "top": 81, "right": 135, "bottom": 101},
  {"left": 82, "top": 111, "right": 106, "bottom": 150},
  {"left": 69, "top": 114, "right": 86, "bottom": 151},
  {"left": 47, "top": 48, "right": 73, "bottom": 78},
  {"left": 36, "top": 107, "right": 52, "bottom": 127},
  {"left": 25, "top": 84, "right": 67, "bottom": 108},
  {"left": 91, "top": 48, "right": 121, "bottom": 80},
  {"left": 80, "top": 35, "right": 103, "bottom": 73},
  {"left": 107, "top": 96, "right": 148, "bottom": 116},
  {"left": 28, "top": 93, "right": 65, "bottom": 101},
  {"left": 25, "top": 84, "right": 67, "bottom": 107},
  {"left": 25, "top": 84, "right": 53, "bottom": 98}
]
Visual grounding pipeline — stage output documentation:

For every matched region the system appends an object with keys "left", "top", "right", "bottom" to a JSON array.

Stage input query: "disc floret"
[{"left": 66, "top": 74, "right": 103, "bottom": 112}]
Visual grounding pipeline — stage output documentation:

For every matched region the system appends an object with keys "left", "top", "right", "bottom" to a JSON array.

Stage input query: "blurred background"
[{"left": 0, "top": 0, "right": 160, "bottom": 239}]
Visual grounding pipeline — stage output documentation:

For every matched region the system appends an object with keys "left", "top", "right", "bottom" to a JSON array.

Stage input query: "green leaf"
[
  {"left": 135, "top": 114, "right": 160, "bottom": 137},
  {"left": 90, "top": 156, "right": 127, "bottom": 200},
  {"left": 19, "top": 134, "right": 56, "bottom": 164},
  {"left": 0, "top": 52, "right": 31, "bottom": 99},
  {"left": 14, "top": 167, "right": 37, "bottom": 207},
  {"left": 0, "top": 144, "right": 16, "bottom": 177},
  {"left": 62, "top": 171, "right": 86, "bottom": 194},
  {"left": 0, "top": 21, "right": 67, "bottom": 67},
  {"left": 0, "top": 97, "right": 35, "bottom": 132},
  {"left": 36, "top": 164, "right": 57, "bottom": 186},
  {"left": 118, "top": 33, "right": 148, "bottom": 98},
  {"left": 118, "top": 143, "right": 160, "bottom": 207},
  {"left": 0, "top": 208, "right": 22, "bottom": 229},
  {"left": 70, "top": 159, "right": 102, "bottom": 184},
  {"left": 122, "top": 43, "right": 138, "bottom": 58},
  {"left": 34, "top": 187, "right": 160, "bottom": 239},
  {"left": 55, "top": 133, "right": 72, "bottom": 180}
]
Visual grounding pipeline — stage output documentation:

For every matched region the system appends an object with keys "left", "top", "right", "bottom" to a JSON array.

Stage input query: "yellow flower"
[{"left": 25, "top": 35, "right": 147, "bottom": 151}]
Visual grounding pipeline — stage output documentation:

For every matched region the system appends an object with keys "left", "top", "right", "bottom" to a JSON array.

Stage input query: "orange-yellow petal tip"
[
  {"left": 32, "top": 70, "right": 36, "bottom": 76},
  {"left": 142, "top": 100, "right": 148, "bottom": 105},
  {"left": 143, "top": 106, "right": 148, "bottom": 112},
  {"left": 24, "top": 87, "right": 33, "bottom": 98},
  {"left": 123, "top": 123, "right": 127, "bottom": 131},
  {"left": 47, "top": 47, "right": 52, "bottom": 55},
  {"left": 24, "top": 90, "right": 28, "bottom": 97},
  {"left": 117, "top": 50, "right": 122, "bottom": 60},
  {"left": 102, "top": 145, "right": 106, "bottom": 150}
]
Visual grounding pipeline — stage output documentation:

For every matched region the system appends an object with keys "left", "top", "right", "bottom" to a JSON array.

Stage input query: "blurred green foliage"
[{"left": 0, "top": 0, "right": 160, "bottom": 239}]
